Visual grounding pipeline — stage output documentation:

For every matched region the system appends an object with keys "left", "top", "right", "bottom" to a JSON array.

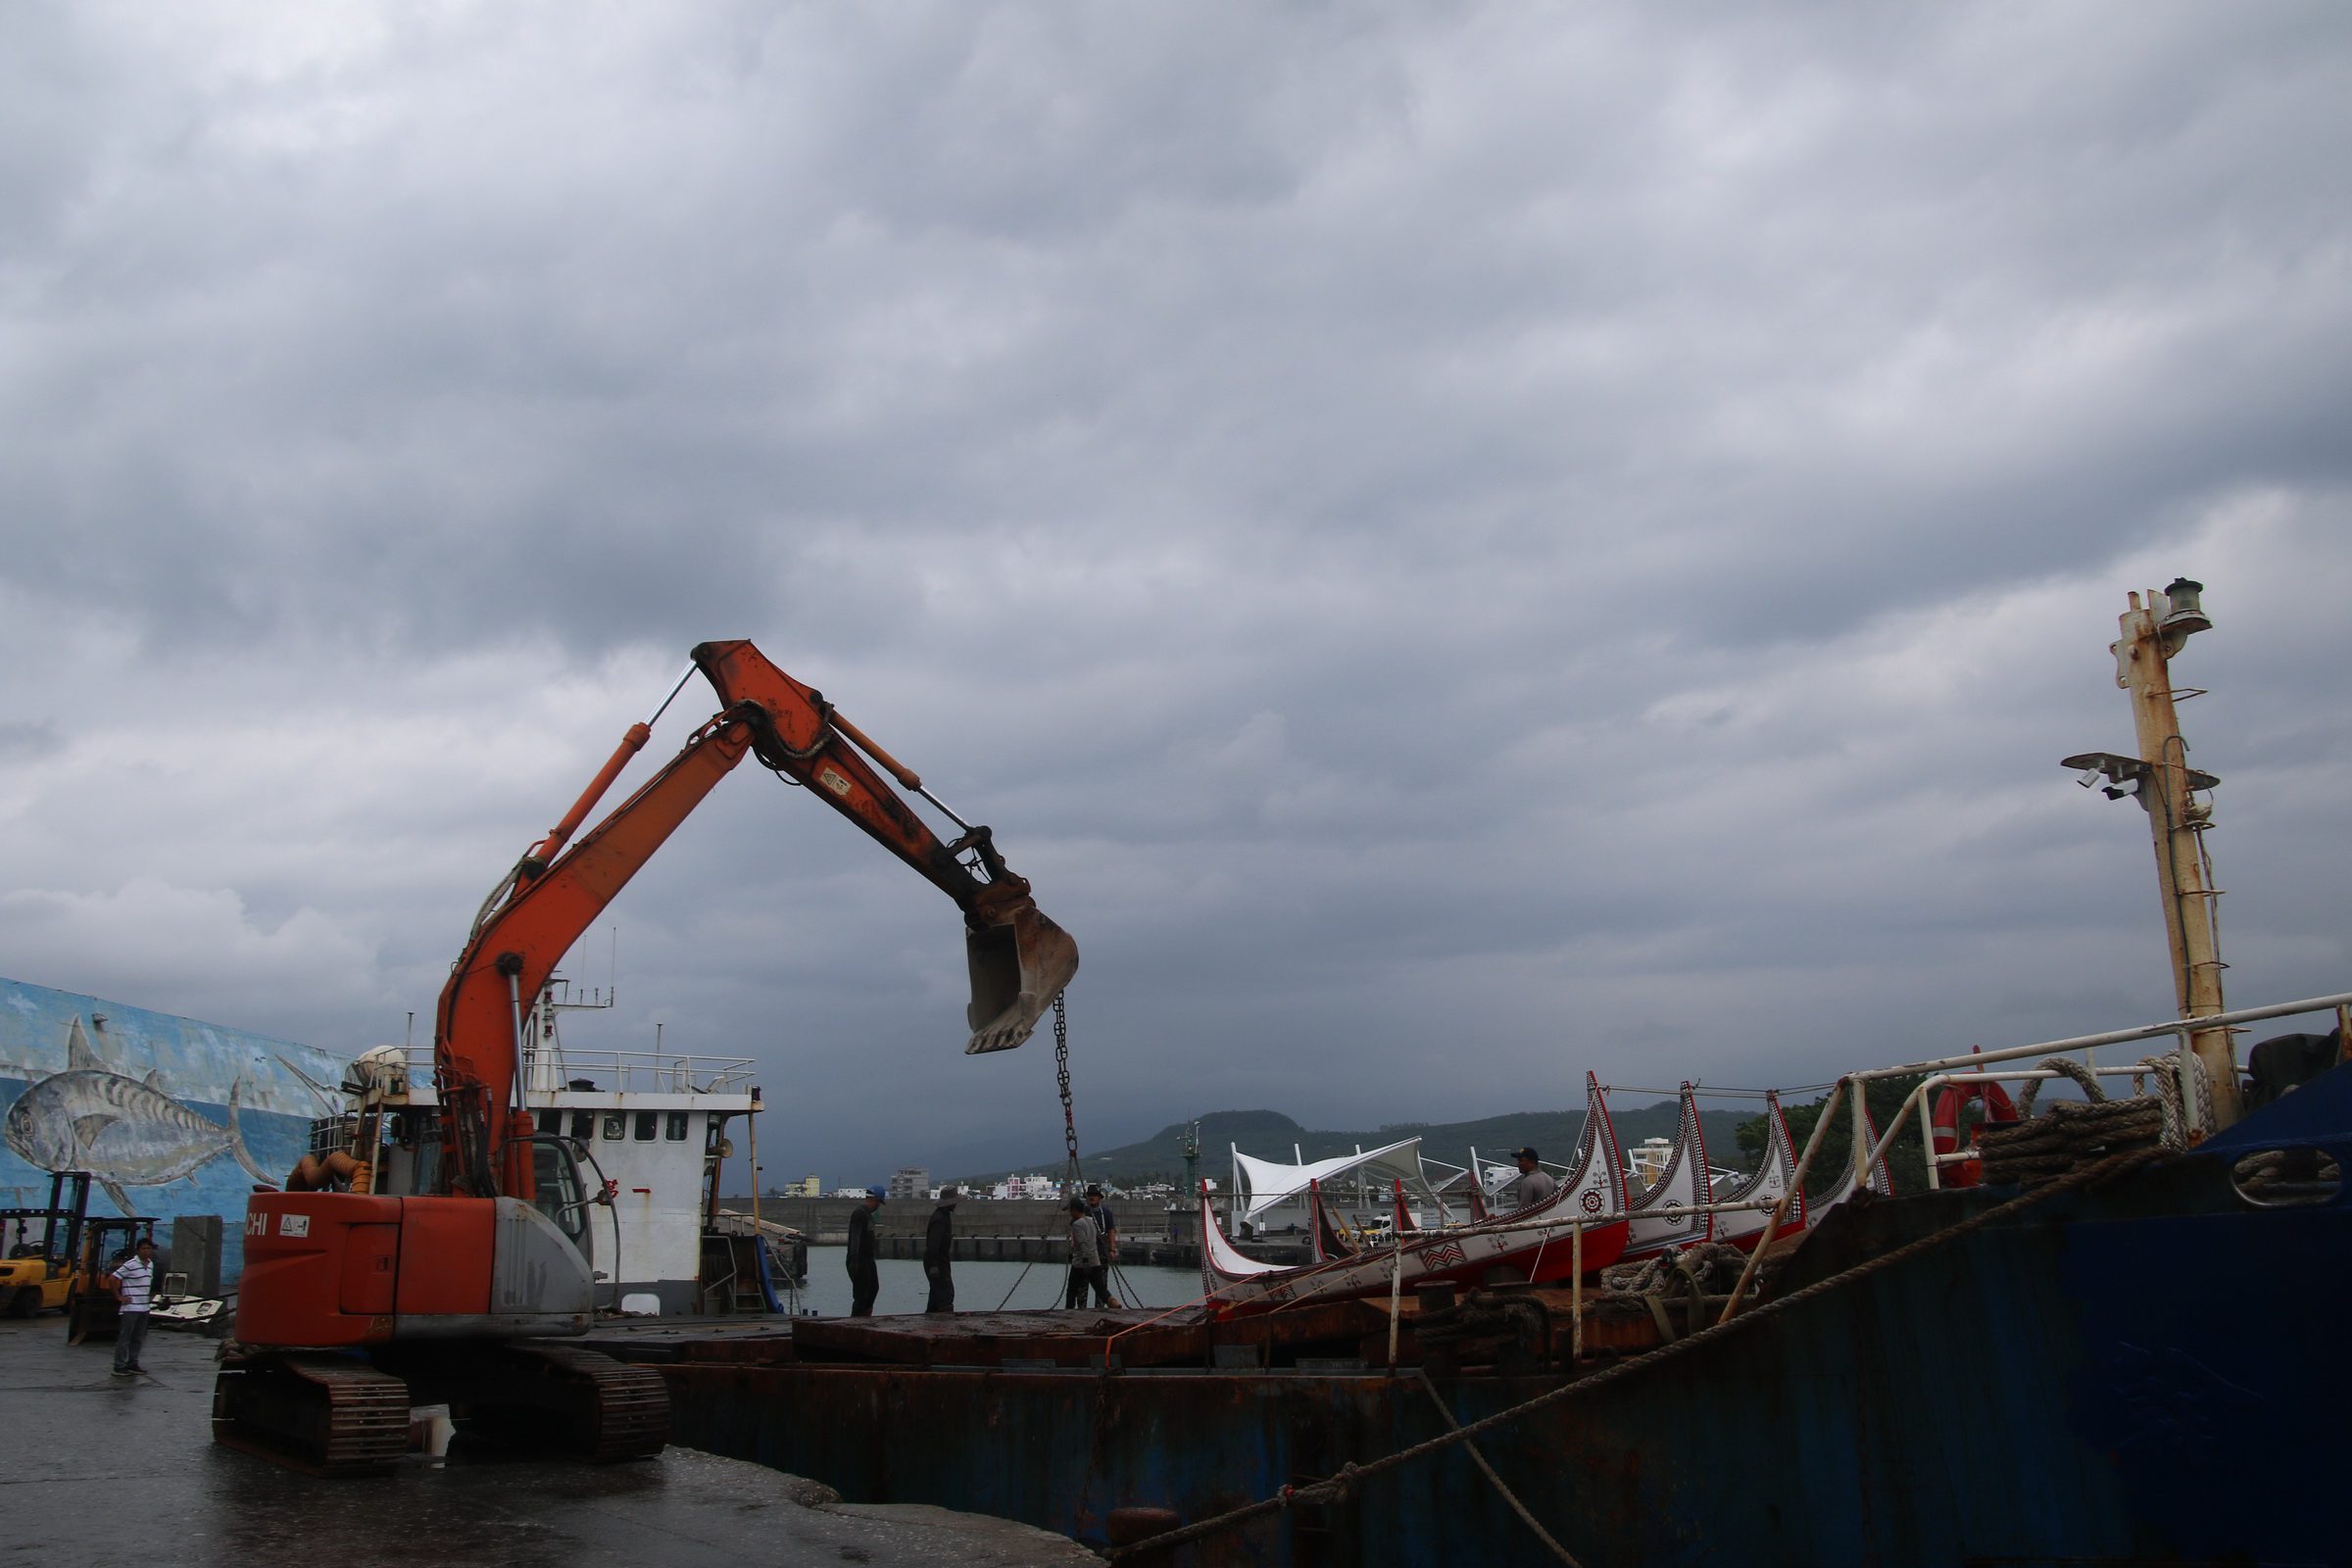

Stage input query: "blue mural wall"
[{"left": 1, "top": 976, "right": 351, "bottom": 1285}]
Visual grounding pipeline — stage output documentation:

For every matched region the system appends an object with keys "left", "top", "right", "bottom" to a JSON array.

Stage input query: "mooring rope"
[
  {"left": 1103, "top": 1144, "right": 2165, "bottom": 1563},
  {"left": 2012, "top": 1055, "right": 2108, "bottom": 1117}
]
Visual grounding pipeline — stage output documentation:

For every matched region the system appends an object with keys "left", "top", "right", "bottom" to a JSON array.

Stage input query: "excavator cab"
[
  {"left": 964, "top": 905, "right": 1081, "bottom": 1054},
  {"left": 525, "top": 1136, "right": 598, "bottom": 1266}
]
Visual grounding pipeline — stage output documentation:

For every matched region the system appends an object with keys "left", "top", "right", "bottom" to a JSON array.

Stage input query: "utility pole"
[{"left": 2065, "top": 578, "right": 2240, "bottom": 1131}]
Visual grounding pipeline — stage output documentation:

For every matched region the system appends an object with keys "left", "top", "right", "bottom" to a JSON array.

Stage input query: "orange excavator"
[{"left": 213, "top": 641, "right": 1078, "bottom": 1473}]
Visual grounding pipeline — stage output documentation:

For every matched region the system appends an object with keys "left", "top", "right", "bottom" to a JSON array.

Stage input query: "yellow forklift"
[{"left": 1, "top": 1170, "right": 92, "bottom": 1318}]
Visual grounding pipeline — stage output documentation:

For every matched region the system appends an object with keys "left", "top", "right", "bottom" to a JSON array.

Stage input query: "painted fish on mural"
[{"left": 2, "top": 1015, "right": 272, "bottom": 1214}]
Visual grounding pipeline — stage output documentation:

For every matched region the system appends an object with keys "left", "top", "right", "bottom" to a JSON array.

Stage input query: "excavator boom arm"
[
  {"left": 689, "top": 641, "right": 1078, "bottom": 1055},
  {"left": 436, "top": 716, "right": 753, "bottom": 1197},
  {"left": 691, "top": 640, "right": 1012, "bottom": 918},
  {"left": 435, "top": 644, "right": 1078, "bottom": 1199}
]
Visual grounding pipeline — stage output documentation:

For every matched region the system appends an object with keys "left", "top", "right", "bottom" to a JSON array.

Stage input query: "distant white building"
[
  {"left": 887, "top": 1166, "right": 929, "bottom": 1200},
  {"left": 990, "top": 1172, "right": 1061, "bottom": 1200}
]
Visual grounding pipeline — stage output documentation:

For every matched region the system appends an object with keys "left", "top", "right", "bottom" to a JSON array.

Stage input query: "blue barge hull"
[{"left": 646, "top": 1066, "right": 2352, "bottom": 1566}]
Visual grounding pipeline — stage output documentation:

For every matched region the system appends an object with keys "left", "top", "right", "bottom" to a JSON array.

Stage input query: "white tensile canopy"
[{"left": 1228, "top": 1135, "right": 1428, "bottom": 1237}]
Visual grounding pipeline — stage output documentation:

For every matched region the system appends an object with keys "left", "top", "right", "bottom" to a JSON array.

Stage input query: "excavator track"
[
  {"left": 212, "top": 1354, "right": 410, "bottom": 1477},
  {"left": 486, "top": 1344, "right": 671, "bottom": 1462}
]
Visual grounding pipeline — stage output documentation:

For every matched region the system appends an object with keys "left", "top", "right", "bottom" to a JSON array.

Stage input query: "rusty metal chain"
[{"left": 1055, "top": 991, "right": 1081, "bottom": 1196}]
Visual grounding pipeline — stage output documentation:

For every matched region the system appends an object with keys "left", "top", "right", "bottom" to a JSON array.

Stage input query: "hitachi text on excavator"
[{"left": 213, "top": 641, "right": 1078, "bottom": 1473}]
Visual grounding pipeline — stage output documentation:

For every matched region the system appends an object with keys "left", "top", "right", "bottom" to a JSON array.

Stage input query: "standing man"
[
  {"left": 1510, "top": 1148, "right": 1557, "bottom": 1212},
  {"left": 923, "top": 1187, "right": 959, "bottom": 1313},
  {"left": 845, "top": 1186, "right": 884, "bottom": 1318},
  {"left": 105, "top": 1235, "right": 156, "bottom": 1376},
  {"left": 1064, "top": 1198, "right": 1106, "bottom": 1310},
  {"left": 1083, "top": 1185, "right": 1123, "bottom": 1308}
]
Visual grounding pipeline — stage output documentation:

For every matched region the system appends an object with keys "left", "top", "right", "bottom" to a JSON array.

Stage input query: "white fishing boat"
[{"left": 299, "top": 982, "right": 794, "bottom": 1316}]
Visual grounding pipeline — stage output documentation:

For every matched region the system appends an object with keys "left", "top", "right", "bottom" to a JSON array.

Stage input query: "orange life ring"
[{"left": 1929, "top": 1079, "right": 2019, "bottom": 1187}]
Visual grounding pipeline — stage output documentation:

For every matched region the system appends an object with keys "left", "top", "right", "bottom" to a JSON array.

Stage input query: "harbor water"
[{"left": 783, "top": 1247, "right": 1203, "bottom": 1317}]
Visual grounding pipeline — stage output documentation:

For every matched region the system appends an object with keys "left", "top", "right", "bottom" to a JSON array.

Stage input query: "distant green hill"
[{"left": 956, "top": 1102, "right": 1753, "bottom": 1190}]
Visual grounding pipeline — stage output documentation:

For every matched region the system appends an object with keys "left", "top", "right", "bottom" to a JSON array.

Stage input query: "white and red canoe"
[
  {"left": 1607, "top": 1079, "right": 1895, "bottom": 1260},
  {"left": 1612, "top": 1080, "right": 1713, "bottom": 1262},
  {"left": 1708, "top": 1089, "right": 1807, "bottom": 1252},
  {"left": 1201, "top": 1075, "right": 1897, "bottom": 1317},
  {"left": 1200, "top": 1075, "right": 1633, "bottom": 1316}
]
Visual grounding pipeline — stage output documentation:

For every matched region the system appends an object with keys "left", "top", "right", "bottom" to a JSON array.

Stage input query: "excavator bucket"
[{"left": 964, "top": 904, "right": 1080, "bottom": 1054}]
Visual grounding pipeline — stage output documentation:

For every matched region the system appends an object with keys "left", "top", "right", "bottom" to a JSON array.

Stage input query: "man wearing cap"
[
  {"left": 1510, "top": 1148, "right": 1558, "bottom": 1212},
  {"left": 1082, "top": 1186, "right": 1122, "bottom": 1307},
  {"left": 846, "top": 1186, "right": 884, "bottom": 1317},
  {"left": 923, "top": 1187, "right": 959, "bottom": 1313}
]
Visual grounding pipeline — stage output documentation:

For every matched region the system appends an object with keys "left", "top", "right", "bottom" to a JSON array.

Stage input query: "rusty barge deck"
[{"left": 571, "top": 1071, "right": 2352, "bottom": 1568}]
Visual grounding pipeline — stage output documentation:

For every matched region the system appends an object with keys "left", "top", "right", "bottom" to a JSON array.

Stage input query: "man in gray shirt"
[
  {"left": 1510, "top": 1148, "right": 1558, "bottom": 1212},
  {"left": 1064, "top": 1198, "right": 1110, "bottom": 1310}
]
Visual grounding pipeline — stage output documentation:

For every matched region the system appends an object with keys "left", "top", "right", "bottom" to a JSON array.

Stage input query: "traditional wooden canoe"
[
  {"left": 1616, "top": 1081, "right": 1713, "bottom": 1261},
  {"left": 1201, "top": 1076, "right": 1633, "bottom": 1315},
  {"left": 1708, "top": 1089, "right": 1807, "bottom": 1251}
]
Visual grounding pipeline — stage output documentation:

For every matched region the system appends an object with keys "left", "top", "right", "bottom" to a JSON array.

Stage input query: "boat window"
[
  {"left": 603, "top": 1113, "right": 625, "bottom": 1143},
  {"left": 634, "top": 1110, "right": 658, "bottom": 1142},
  {"left": 706, "top": 1115, "right": 723, "bottom": 1152},
  {"left": 664, "top": 1112, "right": 689, "bottom": 1142},
  {"left": 538, "top": 1107, "right": 565, "bottom": 1136},
  {"left": 570, "top": 1111, "right": 593, "bottom": 1142}
]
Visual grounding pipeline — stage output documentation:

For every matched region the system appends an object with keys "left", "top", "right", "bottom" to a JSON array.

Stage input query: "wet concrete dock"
[{"left": 0, "top": 1316, "right": 1098, "bottom": 1568}]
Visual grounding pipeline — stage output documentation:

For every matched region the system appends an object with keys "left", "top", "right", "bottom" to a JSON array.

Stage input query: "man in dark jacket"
[
  {"left": 923, "top": 1187, "right": 959, "bottom": 1312},
  {"left": 846, "top": 1186, "right": 884, "bottom": 1317}
]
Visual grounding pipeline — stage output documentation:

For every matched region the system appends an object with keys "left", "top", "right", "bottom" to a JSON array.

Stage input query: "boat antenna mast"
[{"left": 2061, "top": 576, "right": 2240, "bottom": 1131}]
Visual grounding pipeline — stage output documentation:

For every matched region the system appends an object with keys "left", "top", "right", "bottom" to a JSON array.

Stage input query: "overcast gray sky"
[{"left": 5, "top": 3, "right": 2349, "bottom": 1184}]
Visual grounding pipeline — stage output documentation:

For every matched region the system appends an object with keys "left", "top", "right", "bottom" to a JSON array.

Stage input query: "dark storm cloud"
[{"left": 3, "top": 3, "right": 2350, "bottom": 1178}]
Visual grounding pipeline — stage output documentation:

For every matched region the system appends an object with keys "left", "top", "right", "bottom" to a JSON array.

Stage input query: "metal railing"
[
  {"left": 372, "top": 1043, "right": 757, "bottom": 1097},
  {"left": 1851, "top": 989, "right": 2352, "bottom": 1186}
]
